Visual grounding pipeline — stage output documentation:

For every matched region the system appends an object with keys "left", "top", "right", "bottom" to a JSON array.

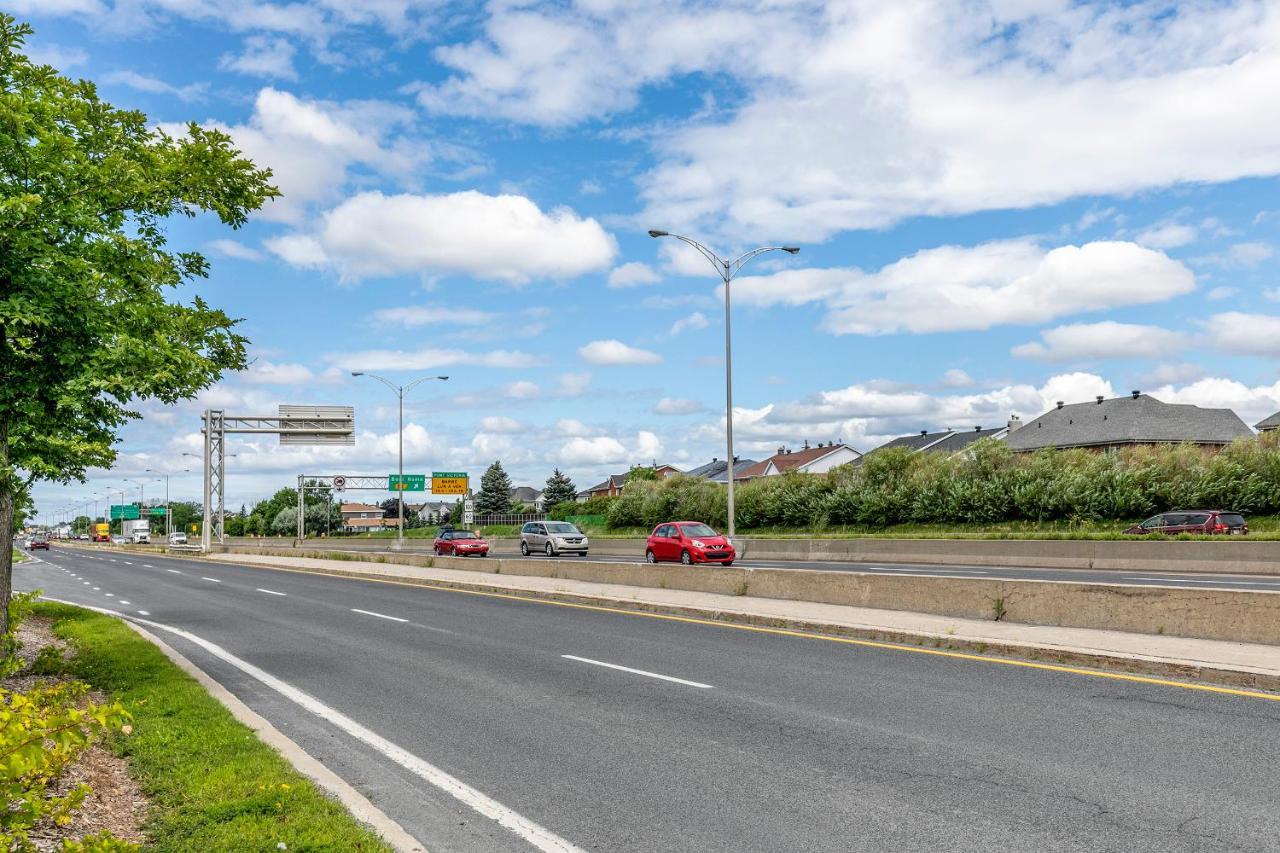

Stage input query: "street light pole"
[
  {"left": 351, "top": 372, "right": 449, "bottom": 549},
  {"left": 647, "top": 230, "right": 800, "bottom": 542}
]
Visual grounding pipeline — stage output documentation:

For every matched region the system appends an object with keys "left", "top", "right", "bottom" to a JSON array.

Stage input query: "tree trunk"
[{"left": 0, "top": 429, "right": 13, "bottom": 638}]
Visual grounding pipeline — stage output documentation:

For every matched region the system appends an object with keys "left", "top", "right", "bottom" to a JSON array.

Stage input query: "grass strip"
[
  {"left": 13, "top": 548, "right": 27, "bottom": 563},
  {"left": 33, "top": 601, "right": 391, "bottom": 852}
]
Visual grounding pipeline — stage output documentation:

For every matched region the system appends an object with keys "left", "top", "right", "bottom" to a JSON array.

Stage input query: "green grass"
[
  {"left": 12, "top": 548, "right": 27, "bottom": 563},
  {"left": 34, "top": 602, "right": 390, "bottom": 852}
]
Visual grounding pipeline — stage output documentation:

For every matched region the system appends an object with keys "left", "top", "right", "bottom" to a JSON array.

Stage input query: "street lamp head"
[
  {"left": 647, "top": 229, "right": 668, "bottom": 238},
  {"left": 437, "top": 375, "right": 449, "bottom": 381},
  {"left": 782, "top": 246, "right": 800, "bottom": 255},
  {"left": 351, "top": 371, "right": 364, "bottom": 377}
]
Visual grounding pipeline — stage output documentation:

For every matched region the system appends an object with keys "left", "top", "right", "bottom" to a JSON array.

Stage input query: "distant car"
[
  {"left": 26, "top": 537, "right": 48, "bottom": 551},
  {"left": 520, "top": 521, "right": 588, "bottom": 557},
  {"left": 645, "top": 521, "right": 735, "bottom": 566},
  {"left": 169, "top": 532, "right": 188, "bottom": 545},
  {"left": 78, "top": 534, "right": 90, "bottom": 541},
  {"left": 1124, "top": 510, "right": 1248, "bottom": 536},
  {"left": 433, "top": 529, "right": 489, "bottom": 557},
  {"left": 110, "top": 536, "right": 125, "bottom": 545}
]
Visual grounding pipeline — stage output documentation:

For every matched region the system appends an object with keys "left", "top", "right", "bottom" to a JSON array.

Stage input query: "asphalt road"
[
  {"left": 18, "top": 546, "right": 1280, "bottom": 853},
  {"left": 272, "top": 539, "right": 1280, "bottom": 591}
]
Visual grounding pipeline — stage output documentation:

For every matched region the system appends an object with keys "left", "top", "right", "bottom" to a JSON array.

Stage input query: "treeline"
[{"left": 554, "top": 436, "right": 1280, "bottom": 530}]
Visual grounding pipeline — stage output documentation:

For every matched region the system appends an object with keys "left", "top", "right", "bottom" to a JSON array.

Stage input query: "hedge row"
[{"left": 564, "top": 435, "right": 1280, "bottom": 530}]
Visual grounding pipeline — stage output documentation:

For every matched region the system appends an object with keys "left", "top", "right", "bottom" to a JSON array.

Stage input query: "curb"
[
  {"left": 205, "top": 554, "right": 1280, "bottom": 696},
  {"left": 119, "top": 619, "right": 427, "bottom": 853}
]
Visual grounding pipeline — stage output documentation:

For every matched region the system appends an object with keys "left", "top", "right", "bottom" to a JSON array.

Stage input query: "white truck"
[{"left": 122, "top": 519, "right": 151, "bottom": 545}]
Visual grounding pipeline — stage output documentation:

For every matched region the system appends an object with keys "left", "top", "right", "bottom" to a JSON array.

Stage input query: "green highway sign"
[
  {"left": 110, "top": 504, "right": 140, "bottom": 520},
  {"left": 149, "top": 507, "right": 167, "bottom": 517},
  {"left": 389, "top": 474, "right": 427, "bottom": 492}
]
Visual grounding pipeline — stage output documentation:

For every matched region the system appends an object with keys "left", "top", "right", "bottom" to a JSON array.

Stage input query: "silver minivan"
[{"left": 520, "top": 521, "right": 589, "bottom": 557}]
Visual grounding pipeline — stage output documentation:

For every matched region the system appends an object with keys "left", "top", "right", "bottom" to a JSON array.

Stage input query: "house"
[
  {"left": 739, "top": 441, "right": 861, "bottom": 478},
  {"left": 1004, "top": 392, "right": 1253, "bottom": 452},
  {"left": 577, "top": 464, "right": 683, "bottom": 500},
  {"left": 509, "top": 486, "right": 545, "bottom": 511},
  {"left": 339, "top": 502, "right": 398, "bottom": 533},
  {"left": 1256, "top": 411, "right": 1280, "bottom": 433},
  {"left": 870, "top": 425, "right": 1009, "bottom": 456},
  {"left": 410, "top": 501, "right": 456, "bottom": 523},
  {"left": 685, "top": 457, "right": 759, "bottom": 483}
]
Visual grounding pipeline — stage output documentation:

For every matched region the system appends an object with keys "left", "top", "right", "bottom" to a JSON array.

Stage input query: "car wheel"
[
  {"left": 434, "top": 546, "right": 442, "bottom": 556},
  {"left": 645, "top": 549, "right": 657, "bottom": 564},
  {"left": 545, "top": 542, "right": 556, "bottom": 557},
  {"left": 681, "top": 550, "right": 693, "bottom": 565},
  {"left": 723, "top": 560, "right": 734, "bottom": 566},
  {"left": 520, "top": 541, "right": 530, "bottom": 556}
]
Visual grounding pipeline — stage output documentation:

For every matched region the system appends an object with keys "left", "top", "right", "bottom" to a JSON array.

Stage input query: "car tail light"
[{"left": 1213, "top": 523, "right": 1227, "bottom": 533}]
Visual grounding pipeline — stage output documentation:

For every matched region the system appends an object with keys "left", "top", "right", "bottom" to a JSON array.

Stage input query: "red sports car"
[
  {"left": 645, "top": 521, "right": 735, "bottom": 566},
  {"left": 26, "top": 537, "right": 49, "bottom": 551},
  {"left": 433, "top": 529, "right": 489, "bottom": 557}
]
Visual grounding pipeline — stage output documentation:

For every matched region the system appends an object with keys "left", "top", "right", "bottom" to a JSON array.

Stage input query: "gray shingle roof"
[
  {"left": 508, "top": 486, "right": 543, "bottom": 502},
  {"left": 873, "top": 430, "right": 954, "bottom": 452},
  {"left": 1256, "top": 410, "right": 1280, "bottom": 431},
  {"left": 927, "top": 427, "right": 1008, "bottom": 454},
  {"left": 685, "top": 458, "right": 759, "bottom": 481},
  {"left": 1004, "top": 394, "right": 1252, "bottom": 451}
]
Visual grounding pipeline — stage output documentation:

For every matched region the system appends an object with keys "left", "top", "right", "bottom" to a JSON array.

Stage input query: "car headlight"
[{"left": 691, "top": 539, "right": 707, "bottom": 549}]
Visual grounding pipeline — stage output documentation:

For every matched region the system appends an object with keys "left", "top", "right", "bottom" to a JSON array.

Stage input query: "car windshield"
[
  {"left": 545, "top": 523, "right": 580, "bottom": 534},
  {"left": 1219, "top": 513, "right": 1246, "bottom": 526},
  {"left": 680, "top": 523, "right": 718, "bottom": 537},
  {"left": 452, "top": 531, "right": 478, "bottom": 540}
]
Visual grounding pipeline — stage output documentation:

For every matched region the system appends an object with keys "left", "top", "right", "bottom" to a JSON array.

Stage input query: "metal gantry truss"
[
  {"left": 295, "top": 475, "right": 393, "bottom": 540},
  {"left": 201, "top": 407, "right": 354, "bottom": 550}
]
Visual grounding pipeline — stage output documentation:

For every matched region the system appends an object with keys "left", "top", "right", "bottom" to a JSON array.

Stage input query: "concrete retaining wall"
[{"left": 222, "top": 545, "right": 1280, "bottom": 645}]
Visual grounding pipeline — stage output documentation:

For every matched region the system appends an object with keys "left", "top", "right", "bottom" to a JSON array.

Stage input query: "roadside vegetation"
[{"left": 34, "top": 602, "right": 390, "bottom": 851}]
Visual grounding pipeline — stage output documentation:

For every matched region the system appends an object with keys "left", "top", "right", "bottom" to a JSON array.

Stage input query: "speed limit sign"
[{"left": 333, "top": 476, "right": 346, "bottom": 491}]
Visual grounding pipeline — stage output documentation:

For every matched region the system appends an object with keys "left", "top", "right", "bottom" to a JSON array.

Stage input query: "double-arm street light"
[
  {"left": 647, "top": 230, "right": 800, "bottom": 542},
  {"left": 146, "top": 469, "right": 190, "bottom": 537},
  {"left": 351, "top": 372, "right": 450, "bottom": 549}
]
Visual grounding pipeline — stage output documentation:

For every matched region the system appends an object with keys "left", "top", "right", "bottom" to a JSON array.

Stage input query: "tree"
[
  {"left": 475, "top": 461, "right": 513, "bottom": 515},
  {"left": 543, "top": 469, "right": 576, "bottom": 506},
  {"left": 0, "top": 18, "right": 278, "bottom": 632}
]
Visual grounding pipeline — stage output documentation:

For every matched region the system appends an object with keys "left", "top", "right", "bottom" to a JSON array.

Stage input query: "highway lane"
[
  {"left": 273, "top": 539, "right": 1280, "bottom": 591},
  {"left": 18, "top": 546, "right": 1280, "bottom": 853}
]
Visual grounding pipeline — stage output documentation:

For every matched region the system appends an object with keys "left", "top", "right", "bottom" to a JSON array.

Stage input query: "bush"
[{"left": 600, "top": 436, "right": 1280, "bottom": 531}]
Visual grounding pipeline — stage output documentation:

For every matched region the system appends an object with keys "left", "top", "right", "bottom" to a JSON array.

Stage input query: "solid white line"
[
  {"left": 201, "top": 577, "right": 222, "bottom": 583},
  {"left": 351, "top": 608, "right": 408, "bottom": 623},
  {"left": 561, "top": 655, "right": 713, "bottom": 689},
  {"left": 167, "top": 569, "right": 181, "bottom": 574},
  {"left": 44, "top": 599, "right": 584, "bottom": 853},
  {"left": 256, "top": 588, "right": 286, "bottom": 596}
]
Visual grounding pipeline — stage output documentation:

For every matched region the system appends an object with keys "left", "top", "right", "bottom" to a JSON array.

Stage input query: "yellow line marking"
[{"left": 168, "top": 551, "right": 1280, "bottom": 704}]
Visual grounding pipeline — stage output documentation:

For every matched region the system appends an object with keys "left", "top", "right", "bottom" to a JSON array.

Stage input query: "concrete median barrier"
[{"left": 217, "top": 544, "right": 1280, "bottom": 646}]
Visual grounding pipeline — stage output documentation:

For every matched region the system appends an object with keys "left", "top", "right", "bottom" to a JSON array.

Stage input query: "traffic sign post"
[
  {"left": 432, "top": 472, "right": 468, "bottom": 495},
  {"left": 388, "top": 474, "right": 426, "bottom": 492}
]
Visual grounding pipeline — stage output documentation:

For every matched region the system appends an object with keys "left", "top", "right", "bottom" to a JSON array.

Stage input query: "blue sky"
[{"left": 21, "top": 0, "right": 1280, "bottom": 517}]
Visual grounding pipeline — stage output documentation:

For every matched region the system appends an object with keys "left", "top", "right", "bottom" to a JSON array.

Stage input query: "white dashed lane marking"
[{"left": 256, "top": 588, "right": 286, "bottom": 597}]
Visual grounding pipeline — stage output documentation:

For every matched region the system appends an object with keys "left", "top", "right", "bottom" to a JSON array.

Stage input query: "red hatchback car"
[
  {"left": 1124, "top": 510, "right": 1248, "bottom": 536},
  {"left": 433, "top": 529, "right": 490, "bottom": 556},
  {"left": 646, "top": 522, "right": 736, "bottom": 566}
]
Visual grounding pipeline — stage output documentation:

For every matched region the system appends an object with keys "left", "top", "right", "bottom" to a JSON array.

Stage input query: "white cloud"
[
  {"left": 326, "top": 347, "right": 539, "bottom": 371},
  {"left": 733, "top": 239, "right": 1194, "bottom": 335},
  {"left": 1207, "top": 286, "right": 1240, "bottom": 301},
  {"left": 370, "top": 305, "right": 494, "bottom": 327},
  {"left": 1151, "top": 377, "right": 1280, "bottom": 426},
  {"left": 560, "top": 436, "right": 628, "bottom": 465},
  {"left": 503, "top": 380, "right": 540, "bottom": 399},
  {"left": 1203, "top": 312, "right": 1280, "bottom": 356},
  {"left": 578, "top": 339, "right": 663, "bottom": 366},
  {"left": 189, "top": 88, "right": 422, "bottom": 224},
  {"left": 1228, "top": 242, "right": 1275, "bottom": 266},
  {"left": 1012, "top": 321, "right": 1189, "bottom": 362},
  {"left": 207, "top": 239, "right": 264, "bottom": 261},
  {"left": 219, "top": 35, "right": 298, "bottom": 80},
  {"left": 104, "top": 70, "right": 207, "bottom": 101},
  {"left": 1135, "top": 222, "right": 1198, "bottom": 249},
  {"left": 654, "top": 397, "right": 703, "bottom": 415},
  {"left": 556, "top": 372, "right": 592, "bottom": 395},
  {"left": 478, "top": 416, "right": 523, "bottom": 433},
  {"left": 25, "top": 42, "right": 88, "bottom": 69},
  {"left": 607, "top": 261, "right": 661, "bottom": 288},
  {"left": 638, "top": 2, "right": 1280, "bottom": 240},
  {"left": 240, "top": 361, "right": 314, "bottom": 385},
  {"left": 269, "top": 190, "right": 617, "bottom": 282},
  {"left": 669, "top": 311, "right": 709, "bottom": 335},
  {"left": 1267, "top": 287, "right": 1280, "bottom": 303},
  {"left": 1145, "top": 362, "right": 1207, "bottom": 386},
  {"left": 939, "top": 368, "right": 974, "bottom": 388}
]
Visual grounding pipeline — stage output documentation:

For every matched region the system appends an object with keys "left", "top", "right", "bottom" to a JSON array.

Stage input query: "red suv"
[
  {"left": 1124, "top": 510, "right": 1248, "bottom": 536},
  {"left": 433, "top": 529, "right": 490, "bottom": 556},
  {"left": 646, "top": 522, "right": 736, "bottom": 566}
]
